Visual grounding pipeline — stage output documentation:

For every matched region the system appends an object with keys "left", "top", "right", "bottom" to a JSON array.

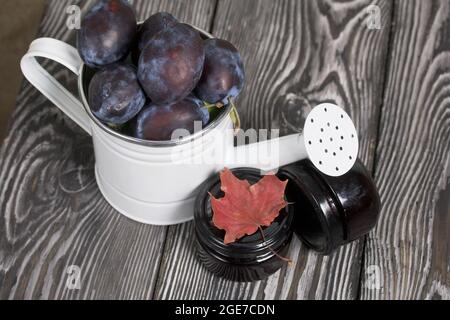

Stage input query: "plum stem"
[
  {"left": 202, "top": 98, "right": 241, "bottom": 133},
  {"left": 106, "top": 123, "right": 125, "bottom": 132},
  {"left": 203, "top": 102, "right": 218, "bottom": 109}
]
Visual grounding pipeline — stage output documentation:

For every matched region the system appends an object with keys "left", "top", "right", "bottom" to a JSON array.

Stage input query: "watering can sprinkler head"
[
  {"left": 303, "top": 103, "right": 359, "bottom": 177},
  {"left": 227, "top": 103, "right": 359, "bottom": 177}
]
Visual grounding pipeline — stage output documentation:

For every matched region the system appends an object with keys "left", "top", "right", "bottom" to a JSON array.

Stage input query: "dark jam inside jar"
[{"left": 194, "top": 168, "right": 294, "bottom": 282}]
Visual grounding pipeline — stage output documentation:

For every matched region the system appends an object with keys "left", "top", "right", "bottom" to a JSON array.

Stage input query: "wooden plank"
[
  {"left": 361, "top": 0, "right": 450, "bottom": 300},
  {"left": 154, "top": 0, "right": 393, "bottom": 299},
  {"left": 0, "top": 0, "right": 217, "bottom": 300}
]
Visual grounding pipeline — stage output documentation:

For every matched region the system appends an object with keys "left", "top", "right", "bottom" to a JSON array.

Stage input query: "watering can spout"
[
  {"left": 224, "top": 134, "right": 308, "bottom": 172},
  {"left": 225, "top": 103, "right": 359, "bottom": 177}
]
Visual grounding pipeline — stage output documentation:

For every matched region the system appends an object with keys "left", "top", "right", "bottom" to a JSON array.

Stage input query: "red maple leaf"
[{"left": 210, "top": 168, "right": 289, "bottom": 244}]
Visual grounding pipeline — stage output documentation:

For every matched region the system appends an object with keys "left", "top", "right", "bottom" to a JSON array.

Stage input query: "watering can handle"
[{"left": 20, "top": 38, "right": 92, "bottom": 135}]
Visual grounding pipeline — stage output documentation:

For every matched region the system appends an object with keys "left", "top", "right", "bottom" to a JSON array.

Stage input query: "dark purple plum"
[
  {"left": 195, "top": 39, "right": 245, "bottom": 105},
  {"left": 89, "top": 63, "right": 146, "bottom": 125},
  {"left": 139, "top": 12, "right": 178, "bottom": 53},
  {"left": 131, "top": 12, "right": 178, "bottom": 65},
  {"left": 77, "top": 0, "right": 137, "bottom": 68},
  {"left": 134, "top": 99, "right": 209, "bottom": 141},
  {"left": 185, "top": 94, "right": 210, "bottom": 123},
  {"left": 138, "top": 23, "right": 205, "bottom": 105}
]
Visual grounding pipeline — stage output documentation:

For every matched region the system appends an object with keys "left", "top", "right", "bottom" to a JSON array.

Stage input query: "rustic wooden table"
[{"left": 0, "top": 0, "right": 448, "bottom": 300}]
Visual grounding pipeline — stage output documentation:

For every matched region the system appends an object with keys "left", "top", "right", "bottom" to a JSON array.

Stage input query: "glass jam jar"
[
  {"left": 194, "top": 159, "right": 381, "bottom": 281},
  {"left": 194, "top": 168, "right": 295, "bottom": 282}
]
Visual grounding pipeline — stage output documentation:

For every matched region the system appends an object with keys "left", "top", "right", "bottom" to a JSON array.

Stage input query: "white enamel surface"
[
  {"left": 226, "top": 134, "right": 308, "bottom": 172},
  {"left": 304, "top": 103, "right": 359, "bottom": 177},
  {"left": 20, "top": 38, "right": 359, "bottom": 225},
  {"left": 92, "top": 115, "right": 233, "bottom": 203}
]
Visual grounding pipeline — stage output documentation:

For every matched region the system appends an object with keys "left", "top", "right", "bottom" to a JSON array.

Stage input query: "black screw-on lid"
[
  {"left": 278, "top": 159, "right": 381, "bottom": 255},
  {"left": 194, "top": 168, "right": 295, "bottom": 262}
]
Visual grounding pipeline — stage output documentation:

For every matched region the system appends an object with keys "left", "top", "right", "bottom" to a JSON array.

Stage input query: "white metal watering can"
[{"left": 21, "top": 27, "right": 359, "bottom": 225}]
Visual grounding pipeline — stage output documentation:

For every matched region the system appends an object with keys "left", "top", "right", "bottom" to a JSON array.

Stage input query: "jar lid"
[
  {"left": 194, "top": 168, "right": 294, "bottom": 262},
  {"left": 278, "top": 159, "right": 381, "bottom": 255}
]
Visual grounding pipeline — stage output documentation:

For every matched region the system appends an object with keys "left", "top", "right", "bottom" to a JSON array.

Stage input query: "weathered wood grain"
[
  {"left": 0, "top": 0, "right": 217, "bottom": 300},
  {"left": 361, "top": 0, "right": 450, "bottom": 300},
  {"left": 4, "top": 0, "right": 447, "bottom": 301},
  {"left": 154, "top": 0, "right": 393, "bottom": 300}
]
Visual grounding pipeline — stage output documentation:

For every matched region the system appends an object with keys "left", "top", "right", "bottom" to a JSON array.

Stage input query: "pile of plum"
[{"left": 77, "top": 0, "right": 245, "bottom": 141}]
